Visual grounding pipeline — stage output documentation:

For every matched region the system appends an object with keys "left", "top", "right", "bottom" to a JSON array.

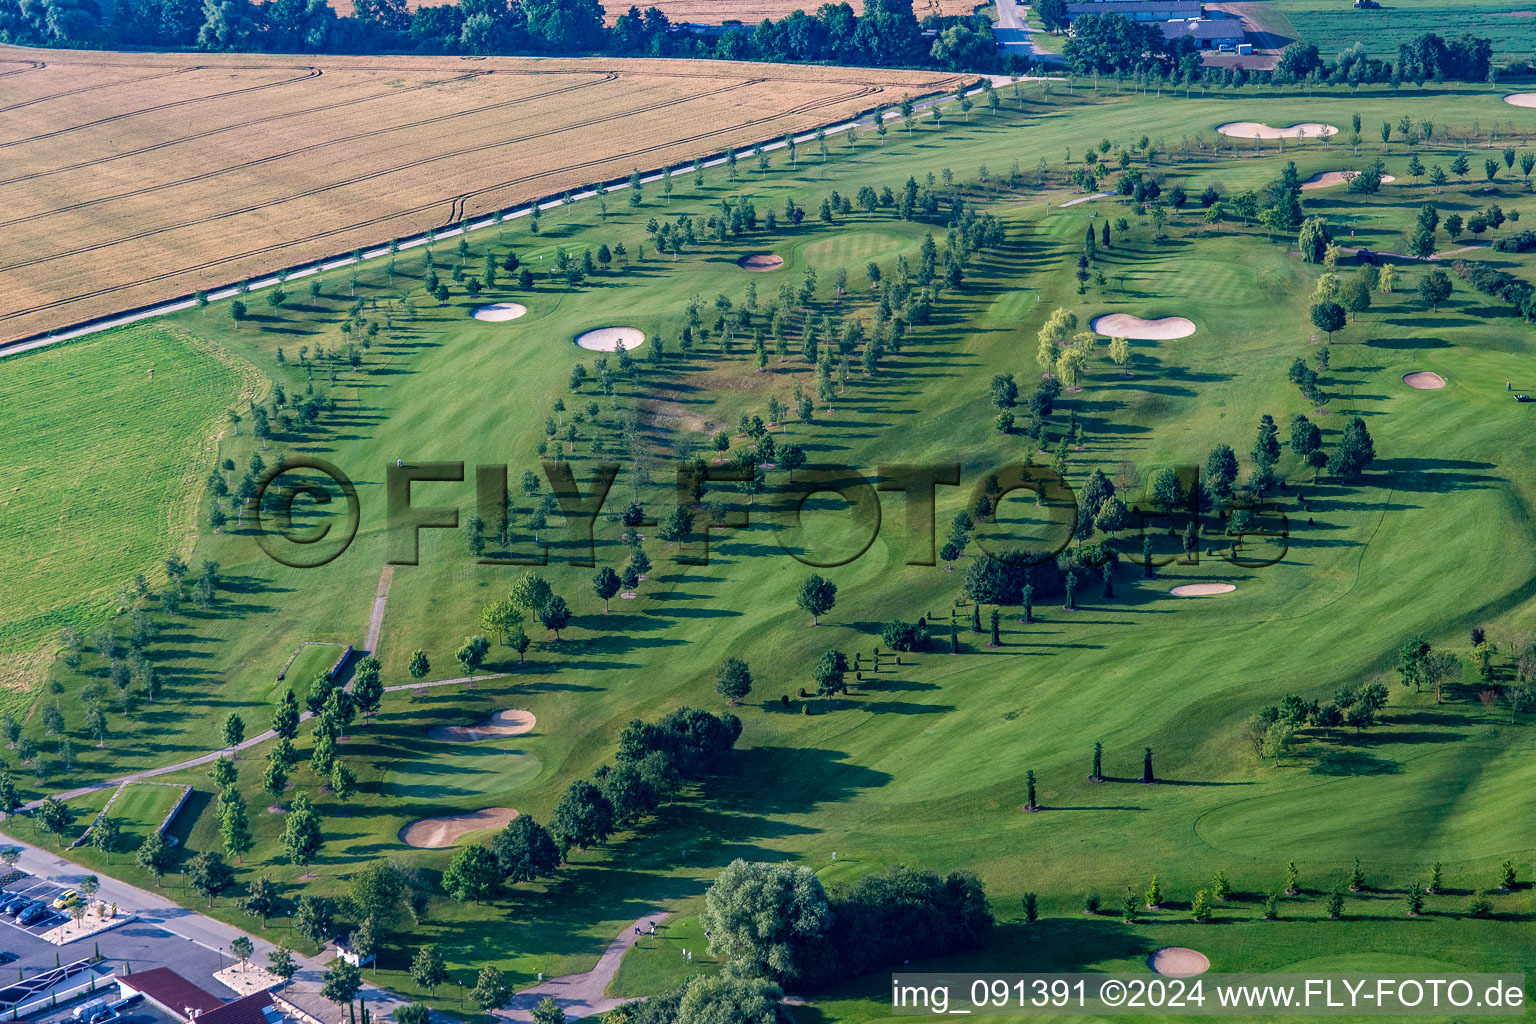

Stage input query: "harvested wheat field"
[
  {"left": 327, "top": 0, "right": 975, "bottom": 22},
  {"left": 0, "top": 46, "right": 962, "bottom": 346}
]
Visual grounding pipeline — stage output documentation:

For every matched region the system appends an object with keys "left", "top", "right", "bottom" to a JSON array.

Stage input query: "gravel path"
[{"left": 500, "top": 912, "right": 669, "bottom": 1022}]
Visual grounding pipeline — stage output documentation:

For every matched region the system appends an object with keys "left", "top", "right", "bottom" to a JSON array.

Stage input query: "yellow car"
[{"left": 51, "top": 889, "right": 79, "bottom": 909}]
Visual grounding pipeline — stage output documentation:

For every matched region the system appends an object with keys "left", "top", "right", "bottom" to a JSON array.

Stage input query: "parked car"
[
  {"left": 1, "top": 896, "right": 30, "bottom": 915},
  {"left": 18, "top": 903, "right": 50, "bottom": 925},
  {"left": 51, "top": 889, "right": 79, "bottom": 909}
]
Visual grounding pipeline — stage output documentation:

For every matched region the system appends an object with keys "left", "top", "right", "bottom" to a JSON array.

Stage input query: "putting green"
[
  {"left": 801, "top": 231, "right": 903, "bottom": 268},
  {"left": 383, "top": 742, "right": 543, "bottom": 801}
]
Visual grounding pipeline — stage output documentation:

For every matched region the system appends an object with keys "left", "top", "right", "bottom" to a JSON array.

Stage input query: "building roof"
[
  {"left": 1200, "top": 51, "right": 1277, "bottom": 69},
  {"left": 119, "top": 970, "right": 226, "bottom": 1019},
  {"left": 199, "top": 992, "right": 279, "bottom": 1024},
  {"left": 1067, "top": 0, "right": 1201, "bottom": 14},
  {"left": 1161, "top": 17, "right": 1244, "bottom": 39}
]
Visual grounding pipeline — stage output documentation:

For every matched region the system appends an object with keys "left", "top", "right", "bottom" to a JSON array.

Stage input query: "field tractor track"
[
  {"left": 0, "top": 66, "right": 323, "bottom": 150},
  {"left": 0, "top": 66, "right": 191, "bottom": 116},
  {"left": 0, "top": 78, "right": 760, "bottom": 281},
  {"left": 0, "top": 81, "right": 881, "bottom": 324},
  {"left": 0, "top": 73, "right": 623, "bottom": 228},
  {"left": 443, "top": 83, "right": 882, "bottom": 222}
]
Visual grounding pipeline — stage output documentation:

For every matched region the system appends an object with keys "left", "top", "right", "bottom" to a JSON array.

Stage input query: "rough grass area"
[{"left": 0, "top": 327, "right": 255, "bottom": 680}]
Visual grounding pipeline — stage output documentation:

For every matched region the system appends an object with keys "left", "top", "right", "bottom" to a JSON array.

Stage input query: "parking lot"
[{"left": 0, "top": 876, "right": 73, "bottom": 937}]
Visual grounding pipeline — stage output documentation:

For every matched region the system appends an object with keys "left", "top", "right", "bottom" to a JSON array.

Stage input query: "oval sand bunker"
[
  {"left": 1403, "top": 371, "right": 1446, "bottom": 390},
  {"left": 400, "top": 807, "right": 518, "bottom": 848},
  {"left": 1092, "top": 314, "right": 1196, "bottom": 340},
  {"left": 428, "top": 709, "right": 536, "bottom": 742},
  {"left": 1217, "top": 122, "right": 1337, "bottom": 139},
  {"left": 1149, "top": 948, "right": 1211, "bottom": 977},
  {"left": 1170, "top": 583, "right": 1236, "bottom": 597},
  {"left": 738, "top": 253, "right": 784, "bottom": 271},
  {"left": 576, "top": 327, "right": 645, "bottom": 352},
  {"left": 1300, "top": 171, "right": 1397, "bottom": 190},
  {"left": 472, "top": 303, "right": 528, "bottom": 322},
  {"left": 1505, "top": 94, "right": 1536, "bottom": 108}
]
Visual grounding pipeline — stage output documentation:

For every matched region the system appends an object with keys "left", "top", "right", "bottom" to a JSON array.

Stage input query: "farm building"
[
  {"left": 1065, "top": 0, "right": 1201, "bottom": 22},
  {"left": 1160, "top": 17, "right": 1244, "bottom": 48}
]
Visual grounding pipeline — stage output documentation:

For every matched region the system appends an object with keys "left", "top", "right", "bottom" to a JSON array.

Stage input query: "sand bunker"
[
  {"left": 1505, "top": 94, "right": 1536, "bottom": 108},
  {"left": 1300, "top": 171, "right": 1397, "bottom": 190},
  {"left": 738, "top": 253, "right": 784, "bottom": 271},
  {"left": 1149, "top": 948, "right": 1210, "bottom": 977},
  {"left": 1217, "top": 122, "right": 1337, "bottom": 139},
  {"left": 575, "top": 327, "right": 646, "bottom": 352},
  {"left": 1091, "top": 314, "right": 1196, "bottom": 340},
  {"left": 1403, "top": 371, "right": 1446, "bottom": 390},
  {"left": 400, "top": 807, "right": 518, "bottom": 848},
  {"left": 472, "top": 303, "right": 528, "bottom": 322},
  {"left": 427, "top": 709, "right": 536, "bottom": 742},
  {"left": 1170, "top": 583, "right": 1236, "bottom": 597}
]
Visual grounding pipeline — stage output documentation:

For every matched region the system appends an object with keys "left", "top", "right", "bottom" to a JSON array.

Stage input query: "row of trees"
[
  {"left": 0, "top": 0, "right": 1011, "bottom": 73},
  {"left": 701, "top": 859, "right": 991, "bottom": 991},
  {"left": 1083, "top": 855, "right": 1521, "bottom": 925}
]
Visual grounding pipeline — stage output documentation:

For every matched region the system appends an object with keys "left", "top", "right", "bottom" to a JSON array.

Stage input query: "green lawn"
[
  {"left": 0, "top": 327, "right": 258, "bottom": 690},
  {"left": 279, "top": 643, "right": 348, "bottom": 690},
  {"left": 6, "top": 80, "right": 1536, "bottom": 1021},
  {"left": 1273, "top": 0, "right": 1536, "bottom": 59}
]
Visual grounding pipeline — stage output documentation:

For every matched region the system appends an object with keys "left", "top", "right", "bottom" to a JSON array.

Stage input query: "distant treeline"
[
  {"left": 1052, "top": 20, "right": 1495, "bottom": 84},
  {"left": 0, "top": 0, "right": 1015, "bottom": 72}
]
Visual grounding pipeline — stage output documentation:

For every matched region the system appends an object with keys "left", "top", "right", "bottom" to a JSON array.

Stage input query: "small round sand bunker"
[
  {"left": 1403, "top": 371, "right": 1445, "bottom": 390},
  {"left": 576, "top": 327, "right": 645, "bottom": 352},
  {"left": 1300, "top": 171, "right": 1397, "bottom": 190},
  {"left": 1217, "top": 122, "right": 1337, "bottom": 139},
  {"left": 738, "top": 253, "right": 784, "bottom": 271},
  {"left": 1505, "top": 94, "right": 1536, "bottom": 108},
  {"left": 427, "top": 709, "right": 536, "bottom": 742},
  {"left": 400, "top": 807, "right": 518, "bottom": 848},
  {"left": 1091, "top": 314, "right": 1196, "bottom": 340},
  {"left": 472, "top": 303, "right": 528, "bottom": 322},
  {"left": 1170, "top": 583, "right": 1236, "bottom": 597},
  {"left": 1149, "top": 948, "right": 1210, "bottom": 976}
]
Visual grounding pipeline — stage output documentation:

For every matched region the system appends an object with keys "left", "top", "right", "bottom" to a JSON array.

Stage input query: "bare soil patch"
[
  {"left": 472, "top": 302, "right": 528, "bottom": 322},
  {"left": 1403, "top": 371, "right": 1446, "bottom": 390},
  {"left": 1300, "top": 171, "right": 1396, "bottom": 190},
  {"left": 738, "top": 253, "right": 784, "bottom": 271},
  {"left": 1091, "top": 314, "right": 1195, "bottom": 340},
  {"left": 1170, "top": 583, "right": 1236, "bottom": 597},
  {"left": 1216, "top": 121, "right": 1337, "bottom": 139},
  {"left": 427, "top": 708, "right": 536, "bottom": 742},
  {"left": 576, "top": 326, "right": 646, "bottom": 352},
  {"left": 1149, "top": 947, "right": 1210, "bottom": 976},
  {"left": 400, "top": 806, "right": 519, "bottom": 848}
]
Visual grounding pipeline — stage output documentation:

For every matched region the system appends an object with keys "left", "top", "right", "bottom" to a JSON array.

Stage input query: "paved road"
[
  {"left": 993, "top": 0, "right": 1063, "bottom": 62},
  {"left": 363, "top": 567, "right": 394, "bottom": 655},
  {"left": 0, "top": 832, "right": 429, "bottom": 1024},
  {"left": 500, "top": 913, "right": 667, "bottom": 1022}
]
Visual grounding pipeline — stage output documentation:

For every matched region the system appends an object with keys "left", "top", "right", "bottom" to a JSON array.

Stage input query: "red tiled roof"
[
  {"left": 199, "top": 992, "right": 277, "bottom": 1024},
  {"left": 119, "top": 969, "right": 224, "bottom": 1017}
]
